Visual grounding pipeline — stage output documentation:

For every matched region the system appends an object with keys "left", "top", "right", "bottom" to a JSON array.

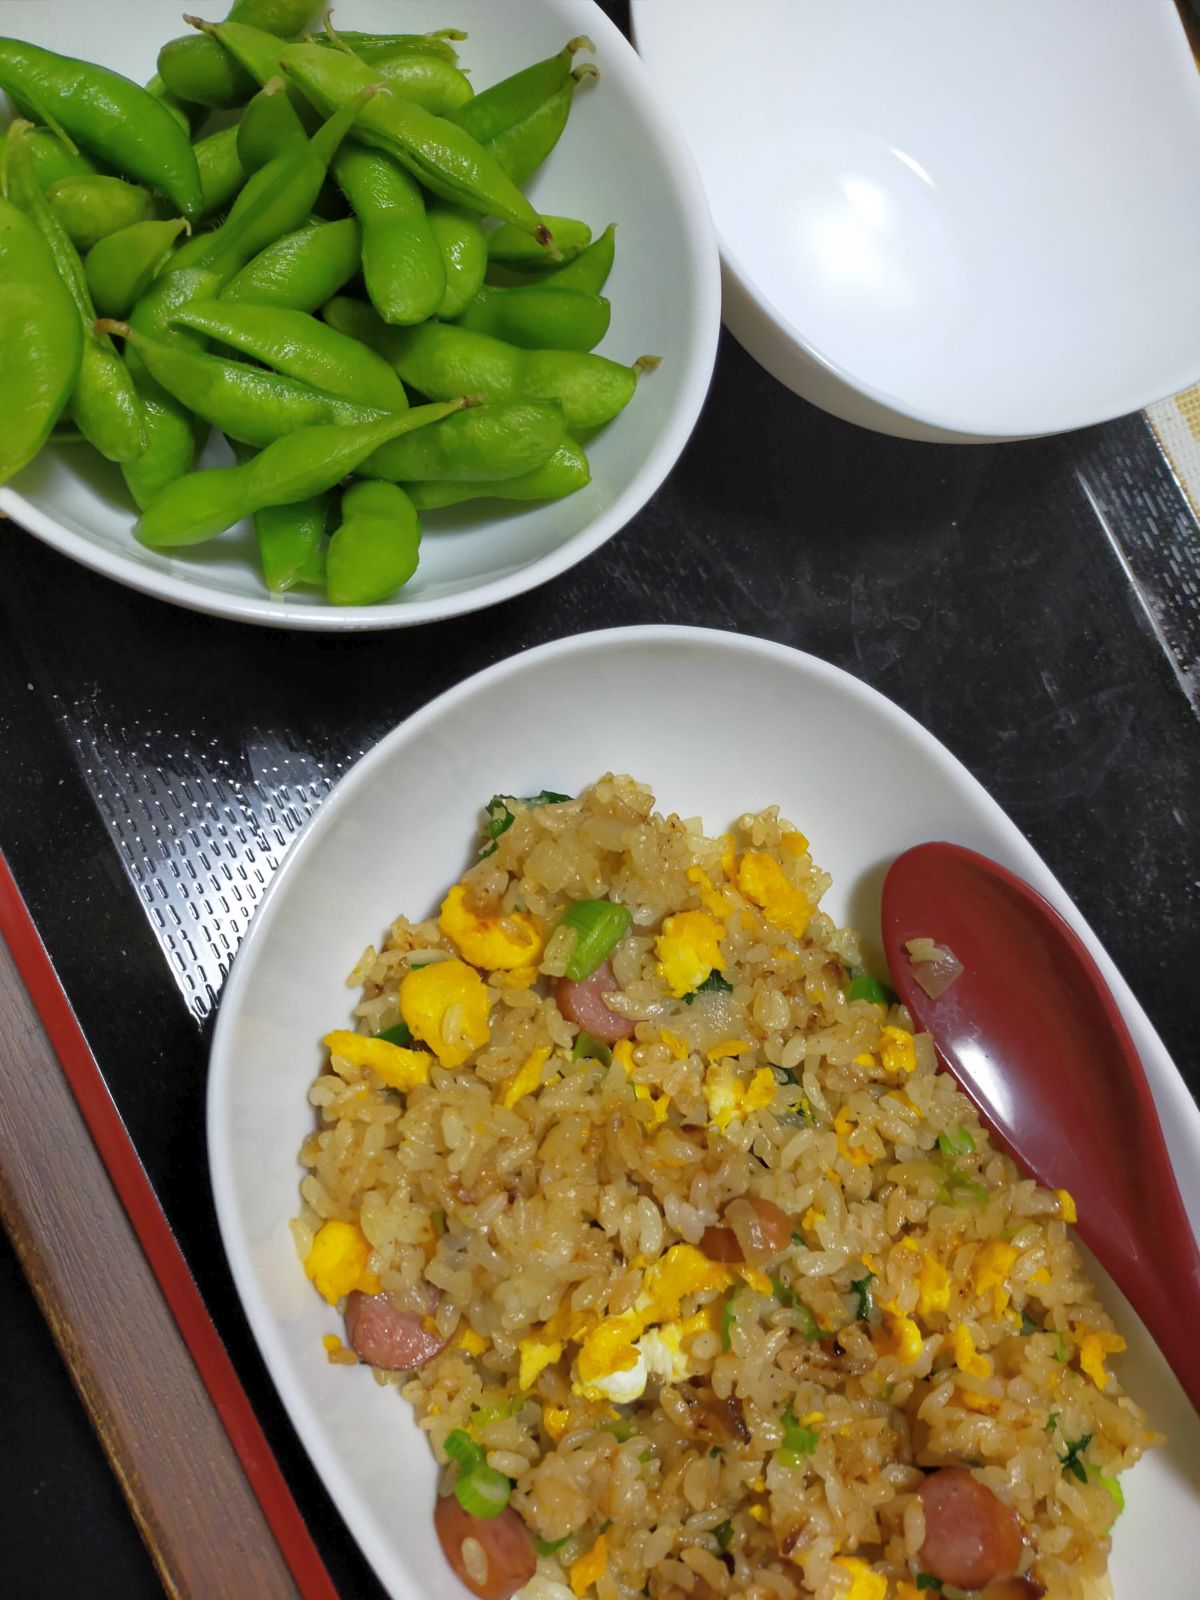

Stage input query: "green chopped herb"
[
  {"left": 557, "top": 899, "right": 633, "bottom": 981},
  {"left": 798, "top": 1304, "right": 826, "bottom": 1341},
  {"left": 681, "top": 970, "right": 734, "bottom": 1005},
  {"left": 769, "top": 1274, "right": 797, "bottom": 1309},
  {"left": 850, "top": 1272, "right": 875, "bottom": 1321},
  {"left": 720, "top": 1289, "right": 739, "bottom": 1351},
  {"left": 777, "top": 1404, "right": 818, "bottom": 1466},
  {"left": 454, "top": 1462, "right": 513, "bottom": 1518},
  {"left": 444, "top": 1430, "right": 486, "bottom": 1474},
  {"left": 376, "top": 1020, "right": 413, "bottom": 1046},
  {"left": 1045, "top": 1411, "right": 1059, "bottom": 1434},
  {"left": 1060, "top": 1432, "right": 1092, "bottom": 1484},
  {"left": 945, "top": 1174, "right": 989, "bottom": 1206},
  {"left": 598, "top": 1416, "right": 635, "bottom": 1442},
  {"left": 915, "top": 1577, "right": 943, "bottom": 1592},
  {"left": 708, "top": 1445, "right": 722, "bottom": 1458},
  {"left": 791, "top": 1231, "right": 805, "bottom": 1245},
  {"left": 1096, "top": 1471, "right": 1125, "bottom": 1518},
  {"left": 479, "top": 790, "right": 572, "bottom": 856},
  {"left": 937, "top": 1125, "right": 976, "bottom": 1157},
  {"left": 572, "top": 1031, "right": 613, "bottom": 1066},
  {"left": 1054, "top": 1331, "right": 1070, "bottom": 1363},
  {"left": 533, "top": 1533, "right": 573, "bottom": 1556},
  {"left": 846, "top": 971, "right": 889, "bottom": 1006},
  {"left": 712, "top": 1519, "right": 734, "bottom": 1551},
  {"left": 470, "top": 1398, "right": 522, "bottom": 1429},
  {"left": 638, "top": 1449, "right": 653, "bottom": 1464}
]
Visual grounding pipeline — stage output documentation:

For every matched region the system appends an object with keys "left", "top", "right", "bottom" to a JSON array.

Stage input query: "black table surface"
[{"left": 3, "top": 21, "right": 1200, "bottom": 1600}]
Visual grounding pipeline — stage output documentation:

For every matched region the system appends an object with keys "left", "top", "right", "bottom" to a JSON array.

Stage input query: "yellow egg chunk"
[
  {"left": 640, "top": 1243, "right": 733, "bottom": 1322},
  {"left": 832, "top": 1556, "right": 887, "bottom": 1600},
  {"left": 875, "top": 1307, "right": 924, "bottom": 1365},
  {"left": 737, "top": 852, "right": 812, "bottom": 937},
  {"left": 399, "top": 959, "right": 491, "bottom": 1068},
  {"left": 438, "top": 883, "right": 543, "bottom": 970},
  {"left": 322, "top": 1030, "right": 432, "bottom": 1092},
  {"left": 1057, "top": 1187, "right": 1078, "bottom": 1224},
  {"left": 1080, "top": 1330, "right": 1126, "bottom": 1390},
  {"left": 952, "top": 1322, "right": 992, "bottom": 1378},
  {"left": 916, "top": 1253, "right": 951, "bottom": 1317},
  {"left": 780, "top": 830, "right": 810, "bottom": 858},
  {"left": 878, "top": 1024, "right": 917, "bottom": 1076},
  {"left": 457, "top": 1327, "right": 488, "bottom": 1356},
  {"left": 542, "top": 1404, "right": 571, "bottom": 1441},
  {"left": 971, "top": 1240, "right": 1018, "bottom": 1316},
  {"left": 501, "top": 1044, "right": 554, "bottom": 1108},
  {"left": 655, "top": 909, "right": 726, "bottom": 998},
  {"left": 518, "top": 1337, "right": 564, "bottom": 1391},
  {"left": 686, "top": 864, "right": 732, "bottom": 919},
  {"left": 304, "top": 1218, "right": 380, "bottom": 1306},
  {"left": 569, "top": 1532, "right": 608, "bottom": 1597},
  {"left": 834, "top": 1104, "right": 873, "bottom": 1166},
  {"left": 704, "top": 1063, "right": 777, "bottom": 1132}
]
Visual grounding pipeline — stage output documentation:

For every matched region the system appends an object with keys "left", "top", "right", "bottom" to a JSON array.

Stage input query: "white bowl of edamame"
[{"left": 0, "top": 0, "right": 720, "bottom": 627}]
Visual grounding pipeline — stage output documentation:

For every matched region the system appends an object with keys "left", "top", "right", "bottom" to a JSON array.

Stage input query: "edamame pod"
[
  {"left": 195, "top": 125, "right": 248, "bottom": 218},
  {"left": 108, "top": 319, "right": 384, "bottom": 448},
  {"left": 534, "top": 223, "right": 615, "bottom": 294},
  {"left": 0, "top": 39, "right": 203, "bottom": 217},
  {"left": 46, "top": 175, "right": 154, "bottom": 253},
  {"left": 490, "top": 67, "right": 596, "bottom": 188},
  {"left": 85, "top": 218, "right": 189, "bottom": 320},
  {"left": 237, "top": 76, "right": 307, "bottom": 172},
  {"left": 6, "top": 122, "right": 145, "bottom": 463},
  {"left": 135, "top": 400, "right": 467, "bottom": 547},
  {"left": 360, "top": 401, "right": 566, "bottom": 483},
  {"left": 454, "top": 284, "right": 610, "bottom": 353},
  {"left": 0, "top": 193, "right": 84, "bottom": 485},
  {"left": 277, "top": 43, "right": 552, "bottom": 246},
  {"left": 371, "top": 54, "right": 474, "bottom": 116},
  {"left": 403, "top": 438, "right": 590, "bottom": 510},
  {"left": 257, "top": 493, "right": 330, "bottom": 590},
  {"left": 333, "top": 144, "right": 444, "bottom": 326},
  {"left": 145, "top": 71, "right": 204, "bottom": 135},
  {"left": 450, "top": 38, "right": 590, "bottom": 146},
  {"left": 0, "top": 125, "right": 96, "bottom": 188},
  {"left": 371, "top": 320, "right": 648, "bottom": 433},
  {"left": 427, "top": 203, "right": 487, "bottom": 319},
  {"left": 170, "top": 301, "right": 408, "bottom": 411},
  {"left": 221, "top": 216, "right": 361, "bottom": 311},
  {"left": 159, "top": 0, "right": 315, "bottom": 109},
  {"left": 326, "top": 480, "right": 421, "bottom": 605},
  {"left": 487, "top": 215, "right": 590, "bottom": 268},
  {"left": 310, "top": 30, "right": 464, "bottom": 65}
]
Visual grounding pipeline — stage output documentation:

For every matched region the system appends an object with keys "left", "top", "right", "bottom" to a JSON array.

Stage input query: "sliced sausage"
[
  {"left": 343, "top": 1291, "right": 448, "bottom": 1371},
  {"left": 981, "top": 1579, "right": 1046, "bottom": 1600},
  {"left": 917, "top": 1467, "right": 1024, "bottom": 1589},
  {"left": 701, "top": 1198, "right": 794, "bottom": 1264},
  {"left": 699, "top": 1225, "right": 744, "bottom": 1263},
  {"left": 434, "top": 1495, "right": 537, "bottom": 1600},
  {"left": 555, "top": 960, "right": 635, "bottom": 1043}
]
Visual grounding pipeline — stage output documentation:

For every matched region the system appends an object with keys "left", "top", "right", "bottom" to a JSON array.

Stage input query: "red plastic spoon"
[{"left": 882, "top": 841, "right": 1200, "bottom": 1412}]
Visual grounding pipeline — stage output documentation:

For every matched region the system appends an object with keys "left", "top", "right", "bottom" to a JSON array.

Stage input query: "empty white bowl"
[
  {"left": 209, "top": 625, "right": 1199, "bottom": 1600},
  {"left": 633, "top": 0, "right": 1200, "bottom": 441},
  {"left": 0, "top": 0, "right": 720, "bottom": 626}
]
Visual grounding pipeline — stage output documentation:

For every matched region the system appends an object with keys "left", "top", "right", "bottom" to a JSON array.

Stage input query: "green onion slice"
[
  {"left": 376, "top": 1020, "right": 413, "bottom": 1047},
  {"left": 479, "top": 790, "right": 572, "bottom": 857},
  {"left": 444, "top": 1429, "right": 485, "bottom": 1474},
  {"left": 453, "top": 1462, "right": 513, "bottom": 1518},
  {"left": 534, "top": 1533, "right": 573, "bottom": 1555},
  {"left": 846, "top": 971, "right": 889, "bottom": 1006},
  {"left": 936, "top": 1125, "right": 976, "bottom": 1157},
  {"left": 681, "top": 970, "right": 734, "bottom": 1005},
  {"left": 572, "top": 1031, "right": 613, "bottom": 1066},
  {"left": 557, "top": 899, "right": 632, "bottom": 982},
  {"left": 777, "top": 1404, "right": 818, "bottom": 1466}
]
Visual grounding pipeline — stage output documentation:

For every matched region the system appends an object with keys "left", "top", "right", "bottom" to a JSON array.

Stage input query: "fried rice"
[{"left": 292, "top": 775, "right": 1157, "bottom": 1600}]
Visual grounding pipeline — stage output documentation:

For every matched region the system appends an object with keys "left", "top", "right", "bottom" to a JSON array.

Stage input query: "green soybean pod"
[
  {"left": 535, "top": 223, "right": 616, "bottom": 295},
  {"left": 237, "top": 76, "right": 307, "bottom": 172},
  {"left": 311, "top": 30, "right": 464, "bottom": 64},
  {"left": 403, "top": 438, "right": 590, "bottom": 510},
  {"left": 450, "top": 38, "right": 589, "bottom": 145},
  {"left": 145, "top": 71, "right": 205, "bottom": 135},
  {"left": 135, "top": 400, "right": 465, "bottom": 547},
  {"left": 326, "top": 479, "right": 421, "bottom": 605},
  {"left": 158, "top": 0, "right": 316, "bottom": 109},
  {"left": 378, "top": 321, "right": 647, "bottom": 434},
  {"left": 487, "top": 215, "right": 591, "bottom": 268},
  {"left": 228, "top": 440, "right": 331, "bottom": 593},
  {"left": 0, "top": 193, "right": 84, "bottom": 485},
  {"left": 170, "top": 301, "right": 408, "bottom": 411},
  {"left": 194, "top": 125, "right": 248, "bottom": 219},
  {"left": 221, "top": 216, "right": 361, "bottom": 311},
  {"left": 108, "top": 319, "right": 383, "bottom": 448},
  {"left": 490, "top": 66, "right": 597, "bottom": 188},
  {"left": 334, "top": 144, "right": 444, "bottom": 326},
  {"left": 427, "top": 203, "right": 487, "bottom": 320},
  {"left": 45, "top": 175, "right": 155, "bottom": 254},
  {"left": 0, "top": 125, "right": 97, "bottom": 188},
  {"left": 454, "top": 284, "right": 610, "bottom": 353},
  {"left": 360, "top": 400, "right": 566, "bottom": 484},
  {"left": 371, "top": 54, "right": 474, "bottom": 116},
  {"left": 277, "top": 43, "right": 551, "bottom": 245},
  {"left": 85, "top": 218, "right": 189, "bottom": 320},
  {"left": 5, "top": 122, "right": 145, "bottom": 464}
]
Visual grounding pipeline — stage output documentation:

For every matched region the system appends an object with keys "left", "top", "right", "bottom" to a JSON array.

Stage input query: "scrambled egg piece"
[
  {"left": 641, "top": 1244, "right": 733, "bottom": 1321},
  {"left": 1056, "top": 1188, "right": 1078, "bottom": 1224},
  {"left": 916, "top": 1253, "right": 951, "bottom": 1317},
  {"left": 704, "top": 1063, "right": 776, "bottom": 1131},
  {"left": 457, "top": 1327, "right": 488, "bottom": 1356},
  {"left": 780, "top": 830, "right": 809, "bottom": 858},
  {"left": 634, "top": 1082, "right": 671, "bottom": 1124},
  {"left": 438, "top": 883, "right": 543, "bottom": 970},
  {"left": 569, "top": 1532, "right": 608, "bottom": 1597},
  {"left": 574, "top": 1314, "right": 645, "bottom": 1401},
  {"left": 1079, "top": 1330, "right": 1126, "bottom": 1390},
  {"left": 875, "top": 1307, "right": 924, "bottom": 1365},
  {"left": 305, "top": 1219, "right": 380, "bottom": 1306},
  {"left": 832, "top": 1556, "right": 887, "bottom": 1600},
  {"left": 640, "top": 1324, "right": 691, "bottom": 1384},
  {"left": 542, "top": 1404, "right": 571, "bottom": 1441},
  {"left": 686, "top": 864, "right": 733, "bottom": 920},
  {"left": 501, "top": 1044, "right": 554, "bottom": 1109},
  {"left": 955, "top": 1386, "right": 1002, "bottom": 1414},
  {"left": 322, "top": 1030, "right": 431, "bottom": 1093},
  {"left": 833, "top": 1104, "right": 873, "bottom": 1166},
  {"left": 952, "top": 1322, "right": 992, "bottom": 1379},
  {"left": 971, "top": 1240, "right": 1018, "bottom": 1316},
  {"left": 737, "top": 852, "right": 812, "bottom": 937},
  {"left": 518, "top": 1337, "right": 564, "bottom": 1391},
  {"left": 399, "top": 959, "right": 491, "bottom": 1068},
  {"left": 655, "top": 909, "right": 726, "bottom": 998},
  {"left": 659, "top": 1028, "right": 690, "bottom": 1060},
  {"left": 877, "top": 1025, "right": 917, "bottom": 1076},
  {"left": 707, "top": 1038, "right": 752, "bottom": 1062}
]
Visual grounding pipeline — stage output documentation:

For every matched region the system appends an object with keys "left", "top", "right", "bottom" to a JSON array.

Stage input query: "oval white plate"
[
  {"left": 0, "top": 1, "right": 719, "bottom": 627},
  {"left": 210, "top": 625, "right": 1200, "bottom": 1600},
  {"left": 633, "top": 0, "right": 1200, "bottom": 441}
]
